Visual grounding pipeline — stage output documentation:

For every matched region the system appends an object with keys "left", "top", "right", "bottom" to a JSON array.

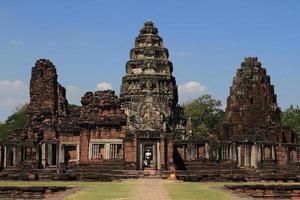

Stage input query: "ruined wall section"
[
  {"left": 78, "top": 90, "right": 126, "bottom": 162},
  {"left": 27, "top": 59, "right": 68, "bottom": 140},
  {"left": 79, "top": 90, "right": 126, "bottom": 131}
]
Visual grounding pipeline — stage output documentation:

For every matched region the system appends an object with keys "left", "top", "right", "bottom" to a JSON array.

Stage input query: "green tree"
[
  {"left": 68, "top": 103, "right": 80, "bottom": 113},
  {"left": 282, "top": 105, "right": 300, "bottom": 137},
  {"left": 0, "top": 104, "right": 28, "bottom": 141},
  {"left": 182, "top": 94, "right": 225, "bottom": 138}
]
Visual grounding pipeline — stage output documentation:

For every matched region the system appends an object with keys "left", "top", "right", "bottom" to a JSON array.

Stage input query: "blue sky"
[{"left": 0, "top": 0, "right": 299, "bottom": 121}]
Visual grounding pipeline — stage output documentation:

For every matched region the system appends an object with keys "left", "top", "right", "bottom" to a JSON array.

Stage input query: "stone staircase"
[{"left": 177, "top": 159, "right": 300, "bottom": 182}]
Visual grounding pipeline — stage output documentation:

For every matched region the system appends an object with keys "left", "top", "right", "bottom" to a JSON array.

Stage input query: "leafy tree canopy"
[
  {"left": 0, "top": 104, "right": 28, "bottom": 141},
  {"left": 282, "top": 105, "right": 300, "bottom": 137},
  {"left": 68, "top": 104, "right": 80, "bottom": 113},
  {"left": 182, "top": 94, "right": 225, "bottom": 138}
]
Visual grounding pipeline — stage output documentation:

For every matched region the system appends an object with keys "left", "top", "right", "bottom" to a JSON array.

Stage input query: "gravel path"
[{"left": 130, "top": 179, "right": 171, "bottom": 200}]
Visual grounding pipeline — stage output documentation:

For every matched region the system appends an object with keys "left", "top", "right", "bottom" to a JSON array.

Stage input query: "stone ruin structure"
[
  {"left": 0, "top": 21, "right": 299, "bottom": 181},
  {"left": 120, "top": 20, "right": 185, "bottom": 170},
  {"left": 215, "top": 57, "right": 297, "bottom": 168},
  {"left": 175, "top": 57, "right": 300, "bottom": 182}
]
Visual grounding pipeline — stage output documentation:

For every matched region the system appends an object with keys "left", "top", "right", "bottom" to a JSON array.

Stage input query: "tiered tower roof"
[
  {"left": 224, "top": 57, "right": 281, "bottom": 141},
  {"left": 120, "top": 21, "right": 178, "bottom": 132}
]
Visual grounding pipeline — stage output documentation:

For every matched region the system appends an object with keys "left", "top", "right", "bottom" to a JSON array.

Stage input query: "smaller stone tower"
[{"left": 225, "top": 57, "right": 281, "bottom": 142}]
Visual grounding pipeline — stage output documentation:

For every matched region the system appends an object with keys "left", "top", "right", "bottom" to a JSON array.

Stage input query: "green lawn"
[
  {"left": 1, "top": 180, "right": 300, "bottom": 200},
  {"left": 165, "top": 181, "right": 300, "bottom": 200},
  {"left": 0, "top": 181, "right": 133, "bottom": 200},
  {"left": 165, "top": 182, "right": 237, "bottom": 200}
]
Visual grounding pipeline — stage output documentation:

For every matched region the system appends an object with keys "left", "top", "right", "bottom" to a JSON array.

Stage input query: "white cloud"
[
  {"left": 0, "top": 80, "right": 29, "bottom": 122},
  {"left": 96, "top": 82, "right": 113, "bottom": 91},
  {"left": 66, "top": 82, "right": 114, "bottom": 105},
  {"left": 178, "top": 81, "right": 207, "bottom": 103},
  {"left": 66, "top": 85, "right": 85, "bottom": 105},
  {"left": 9, "top": 40, "right": 24, "bottom": 46}
]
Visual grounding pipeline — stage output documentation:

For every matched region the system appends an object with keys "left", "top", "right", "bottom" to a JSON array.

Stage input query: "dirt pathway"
[{"left": 130, "top": 179, "right": 172, "bottom": 200}]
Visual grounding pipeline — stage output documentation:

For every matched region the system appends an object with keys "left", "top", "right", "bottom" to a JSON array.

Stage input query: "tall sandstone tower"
[
  {"left": 26, "top": 59, "right": 68, "bottom": 168},
  {"left": 216, "top": 57, "right": 296, "bottom": 168},
  {"left": 120, "top": 20, "right": 178, "bottom": 132},
  {"left": 120, "top": 21, "right": 179, "bottom": 170},
  {"left": 225, "top": 57, "right": 281, "bottom": 142}
]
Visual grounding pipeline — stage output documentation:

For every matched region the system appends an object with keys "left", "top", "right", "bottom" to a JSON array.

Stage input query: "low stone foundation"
[
  {"left": 226, "top": 185, "right": 300, "bottom": 199},
  {"left": 0, "top": 186, "right": 70, "bottom": 199}
]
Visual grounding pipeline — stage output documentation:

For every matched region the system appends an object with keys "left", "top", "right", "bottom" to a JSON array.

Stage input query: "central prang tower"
[
  {"left": 120, "top": 20, "right": 178, "bottom": 133},
  {"left": 120, "top": 20, "right": 178, "bottom": 170}
]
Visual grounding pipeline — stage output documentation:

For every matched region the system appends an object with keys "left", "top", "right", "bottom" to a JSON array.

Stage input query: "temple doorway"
[
  {"left": 143, "top": 144, "right": 154, "bottom": 169},
  {"left": 51, "top": 144, "right": 57, "bottom": 166},
  {"left": 138, "top": 140, "right": 159, "bottom": 170}
]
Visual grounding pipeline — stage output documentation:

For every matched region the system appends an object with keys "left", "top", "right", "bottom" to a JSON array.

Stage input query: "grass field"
[
  {"left": 1, "top": 180, "right": 300, "bottom": 199},
  {"left": 0, "top": 181, "right": 134, "bottom": 200},
  {"left": 165, "top": 182, "right": 237, "bottom": 200}
]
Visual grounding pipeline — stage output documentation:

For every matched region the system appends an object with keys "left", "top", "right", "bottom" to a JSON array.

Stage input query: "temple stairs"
[
  {"left": 176, "top": 159, "right": 300, "bottom": 182},
  {"left": 0, "top": 161, "right": 168, "bottom": 181},
  {"left": 2, "top": 160, "right": 300, "bottom": 181}
]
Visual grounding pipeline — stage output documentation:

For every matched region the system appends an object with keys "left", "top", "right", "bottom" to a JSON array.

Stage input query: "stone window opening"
[
  {"left": 196, "top": 144, "right": 205, "bottom": 159},
  {"left": 110, "top": 144, "right": 123, "bottom": 159},
  {"left": 220, "top": 145, "right": 229, "bottom": 160},
  {"left": 92, "top": 144, "right": 105, "bottom": 159}
]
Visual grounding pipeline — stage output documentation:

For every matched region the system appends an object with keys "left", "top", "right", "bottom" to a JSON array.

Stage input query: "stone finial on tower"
[
  {"left": 139, "top": 20, "right": 158, "bottom": 35},
  {"left": 241, "top": 57, "right": 262, "bottom": 68}
]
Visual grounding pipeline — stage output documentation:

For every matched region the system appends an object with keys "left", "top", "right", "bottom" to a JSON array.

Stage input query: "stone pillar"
[
  {"left": 186, "top": 143, "right": 191, "bottom": 160},
  {"left": 251, "top": 145, "right": 258, "bottom": 168},
  {"left": 3, "top": 147, "right": 6, "bottom": 168},
  {"left": 41, "top": 143, "right": 46, "bottom": 168},
  {"left": 105, "top": 143, "right": 110, "bottom": 159},
  {"left": 257, "top": 145, "right": 261, "bottom": 162},
  {"left": 240, "top": 144, "right": 245, "bottom": 167},
  {"left": 228, "top": 144, "right": 232, "bottom": 160},
  {"left": 0, "top": 146, "right": 2, "bottom": 169},
  {"left": 160, "top": 139, "right": 166, "bottom": 169},
  {"left": 80, "top": 128, "right": 90, "bottom": 162},
  {"left": 139, "top": 141, "right": 143, "bottom": 170},
  {"left": 232, "top": 143, "right": 237, "bottom": 162},
  {"left": 47, "top": 143, "right": 51, "bottom": 166},
  {"left": 167, "top": 137, "right": 175, "bottom": 170},
  {"left": 237, "top": 145, "right": 241, "bottom": 167},
  {"left": 15, "top": 146, "right": 22, "bottom": 167},
  {"left": 244, "top": 144, "right": 248, "bottom": 167},
  {"left": 276, "top": 144, "right": 287, "bottom": 168},
  {"left": 58, "top": 143, "right": 64, "bottom": 164},
  {"left": 76, "top": 143, "right": 80, "bottom": 162},
  {"left": 13, "top": 147, "right": 16, "bottom": 166},
  {"left": 88, "top": 143, "right": 92, "bottom": 160},
  {"left": 153, "top": 142, "right": 157, "bottom": 169},
  {"left": 157, "top": 142, "right": 161, "bottom": 170},
  {"left": 205, "top": 143, "right": 210, "bottom": 159},
  {"left": 124, "top": 138, "right": 137, "bottom": 169},
  {"left": 191, "top": 144, "right": 197, "bottom": 160},
  {"left": 271, "top": 146, "right": 276, "bottom": 160},
  {"left": 262, "top": 144, "right": 265, "bottom": 160},
  {"left": 216, "top": 145, "right": 221, "bottom": 161}
]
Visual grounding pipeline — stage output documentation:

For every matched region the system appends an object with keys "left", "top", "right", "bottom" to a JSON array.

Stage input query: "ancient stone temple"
[
  {"left": 120, "top": 20, "right": 181, "bottom": 170},
  {"left": 214, "top": 57, "right": 298, "bottom": 168},
  {"left": 0, "top": 21, "right": 299, "bottom": 181}
]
